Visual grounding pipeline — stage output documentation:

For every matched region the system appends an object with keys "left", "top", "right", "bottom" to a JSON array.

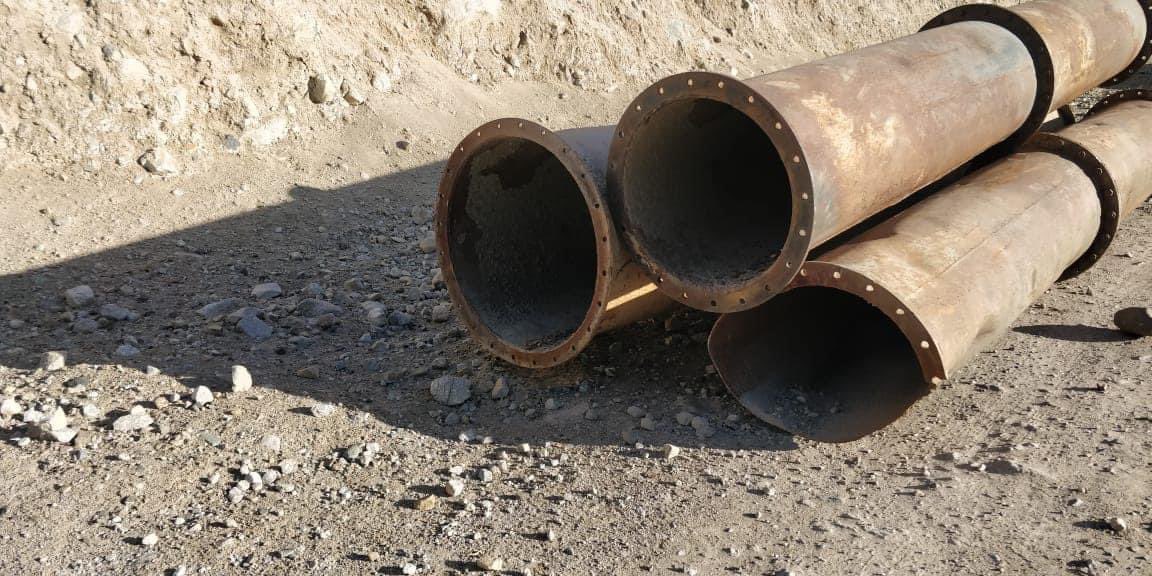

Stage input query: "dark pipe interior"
[
  {"left": 447, "top": 138, "right": 598, "bottom": 351},
  {"left": 714, "top": 287, "right": 927, "bottom": 442},
  {"left": 623, "top": 98, "right": 792, "bottom": 288}
]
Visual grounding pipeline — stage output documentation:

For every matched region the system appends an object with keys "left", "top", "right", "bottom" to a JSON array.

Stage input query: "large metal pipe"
[
  {"left": 609, "top": 0, "right": 1148, "bottom": 314},
  {"left": 708, "top": 93, "right": 1152, "bottom": 443},
  {"left": 436, "top": 120, "right": 672, "bottom": 369}
]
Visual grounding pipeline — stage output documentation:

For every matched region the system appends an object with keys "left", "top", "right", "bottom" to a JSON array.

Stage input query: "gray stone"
[
  {"left": 72, "top": 317, "right": 99, "bottom": 333},
  {"left": 64, "top": 285, "right": 95, "bottom": 307},
  {"left": 430, "top": 376, "right": 471, "bottom": 406},
  {"left": 310, "top": 403, "right": 336, "bottom": 418},
  {"left": 251, "top": 282, "right": 283, "bottom": 299},
  {"left": 197, "top": 298, "right": 244, "bottom": 319},
  {"left": 237, "top": 315, "right": 273, "bottom": 340},
  {"left": 431, "top": 303, "right": 452, "bottom": 322},
  {"left": 99, "top": 303, "right": 135, "bottom": 321},
  {"left": 663, "top": 444, "right": 682, "bottom": 460},
  {"left": 388, "top": 310, "right": 414, "bottom": 327},
  {"left": 1107, "top": 517, "right": 1128, "bottom": 533},
  {"left": 626, "top": 406, "right": 646, "bottom": 418},
  {"left": 39, "top": 351, "right": 66, "bottom": 372},
  {"left": 231, "top": 365, "right": 253, "bottom": 392},
  {"left": 295, "top": 298, "right": 343, "bottom": 317},
  {"left": 984, "top": 459, "right": 1025, "bottom": 475},
  {"left": 115, "top": 344, "right": 140, "bottom": 357}
]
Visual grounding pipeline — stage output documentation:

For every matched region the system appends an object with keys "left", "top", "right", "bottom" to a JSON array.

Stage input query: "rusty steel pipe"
[
  {"left": 926, "top": 1, "right": 1150, "bottom": 112},
  {"left": 610, "top": 21, "right": 1037, "bottom": 314},
  {"left": 436, "top": 120, "right": 672, "bottom": 369},
  {"left": 708, "top": 93, "right": 1152, "bottom": 443}
]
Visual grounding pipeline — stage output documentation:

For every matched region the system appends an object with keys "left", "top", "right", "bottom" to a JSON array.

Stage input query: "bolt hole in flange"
[
  {"left": 621, "top": 98, "right": 792, "bottom": 291},
  {"left": 446, "top": 137, "right": 598, "bottom": 352}
]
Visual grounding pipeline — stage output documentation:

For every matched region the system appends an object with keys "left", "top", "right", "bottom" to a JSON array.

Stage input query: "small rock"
[
  {"left": 64, "top": 285, "right": 95, "bottom": 307},
  {"left": 308, "top": 74, "right": 338, "bottom": 104},
  {"left": 46, "top": 408, "right": 69, "bottom": 431},
  {"left": 115, "top": 344, "right": 141, "bottom": 357},
  {"left": 138, "top": 148, "right": 178, "bottom": 175},
  {"left": 675, "top": 411, "right": 694, "bottom": 426},
  {"left": 1, "top": 397, "right": 23, "bottom": 418},
  {"left": 296, "top": 366, "right": 320, "bottom": 379},
  {"left": 261, "top": 434, "right": 282, "bottom": 452},
  {"left": 662, "top": 444, "right": 682, "bottom": 460},
  {"left": 310, "top": 403, "right": 336, "bottom": 418},
  {"left": 414, "top": 495, "right": 439, "bottom": 511},
  {"left": 490, "top": 377, "right": 510, "bottom": 400},
  {"left": 141, "top": 533, "right": 159, "bottom": 546},
  {"left": 690, "top": 416, "right": 715, "bottom": 438},
  {"left": 544, "top": 398, "right": 559, "bottom": 411},
  {"left": 1114, "top": 307, "right": 1152, "bottom": 336},
  {"left": 372, "top": 71, "right": 392, "bottom": 92},
  {"left": 231, "top": 365, "right": 253, "bottom": 393},
  {"left": 341, "top": 80, "right": 365, "bottom": 105},
  {"left": 419, "top": 234, "right": 438, "bottom": 254},
  {"left": 400, "top": 563, "right": 417, "bottom": 575},
  {"left": 1106, "top": 516, "right": 1128, "bottom": 533},
  {"left": 198, "top": 298, "right": 244, "bottom": 319},
  {"left": 193, "top": 386, "right": 214, "bottom": 406},
  {"left": 145, "top": 366, "right": 162, "bottom": 376},
  {"left": 99, "top": 303, "right": 135, "bottom": 321},
  {"left": 296, "top": 298, "right": 343, "bottom": 317},
  {"left": 112, "top": 405, "right": 154, "bottom": 432},
  {"left": 81, "top": 404, "right": 101, "bottom": 419},
  {"left": 430, "top": 376, "right": 471, "bottom": 406},
  {"left": 251, "top": 282, "right": 283, "bottom": 299},
  {"left": 39, "top": 351, "right": 66, "bottom": 372},
  {"left": 431, "top": 303, "right": 452, "bottom": 322},
  {"left": 445, "top": 478, "right": 465, "bottom": 497},
  {"left": 639, "top": 416, "right": 657, "bottom": 431},
  {"left": 626, "top": 406, "right": 646, "bottom": 418},
  {"left": 983, "top": 458, "right": 1025, "bottom": 475},
  {"left": 279, "top": 459, "right": 299, "bottom": 475},
  {"left": 477, "top": 556, "right": 504, "bottom": 572},
  {"left": 389, "top": 310, "right": 414, "bottom": 327}
]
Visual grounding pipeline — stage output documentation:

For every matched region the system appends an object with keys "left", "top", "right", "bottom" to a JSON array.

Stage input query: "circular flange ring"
[
  {"left": 923, "top": 4, "right": 1054, "bottom": 152},
  {"left": 1085, "top": 88, "right": 1152, "bottom": 117},
  {"left": 1103, "top": 0, "right": 1152, "bottom": 87},
  {"left": 1021, "top": 133, "right": 1119, "bottom": 280}
]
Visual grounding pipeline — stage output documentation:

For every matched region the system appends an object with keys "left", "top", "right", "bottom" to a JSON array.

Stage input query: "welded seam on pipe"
[
  {"left": 1104, "top": 0, "right": 1152, "bottom": 86},
  {"left": 437, "top": 119, "right": 617, "bottom": 369},
  {"left": 922, "top": 4, "right": 1053, "bottom": 149}
]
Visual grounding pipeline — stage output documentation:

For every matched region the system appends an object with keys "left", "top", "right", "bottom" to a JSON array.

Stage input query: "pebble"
[
  {"left": 310, "top": 403, "right": 336, "bottom": 418},
  {"left": 1114, "top": 307, "right": 1152, "bottom": 336},
  {"left": 64, "top": 285, "right": 95, "bottom": 307},
  {"left": 445, "top": 478, "right": 466, "bottom": 497},
  {"left": 145, "top": 366, "right": 162, "bottom": 376},
  {"left": 279, "top": 459, "right": 299, "bottom": 475},
  {"left": 1, "top": 397, "right": 23, "bottom": 418},
  {"left": 430, "top": 376, "right": 472, "bottom": 406},
  {"left": 1107, "top": 516, "right": 1128, "bottom": 533},
  {"left": 983, "top": 458, "right": 1025, "bottom": 475},
  {"left": 662, "top": 444, "right": 682, "bottom": 460},
  {"left": 296, "top": 298, "right": 343, "bottom": 317},
  {"left": 46, "top": 407, "right": 68, "bottom": 431},
  {"left": 231, "top": 365, "right": 253, "bottom": 393},
  {"left": 197, "top": 298, "right": 244, "bottom": 319},
  {"left": 99, "top": 303, "right": 135, "bottom": 321},
  {"left": 626, "top": 405, "right": 646, "bottom": 418},
  {"left": 81, "top": 404, "right": 101, "bottom": 419},
  {"left": 639, "top": 415, "right": 657, "bottom": 431},
  {"left": 261, "top": 434, "right": 282, "bottom": 452},
  {"left": 39, "top": 351, "right": 66, "bottom": 372},
  {"left": 418, "top": 234, "right": 438, "bottom": 254},
  {"left": 193, "top": 386, "right": 214, "bottom": 406},
  {"left": 414, "top": 495, "right": 439, "bottom": 511},
  {"left": 372, "top": 71, "right": 392, "bottom": 92},
  {"left": 237, "top": 315, "right": 273, "bottom": 340},
  {"left": 251, "top": 282, "right": 283, "bottom": 299},
  {"left": 431, "top": 303, "right": 452, "bottom": 322},
  {"left": 141, "top": 533, "right": 159, "bottom": 547},
  {"left": 138, "top": 148, "right": 178, "bottom": 175},
  {"left": 544, "top": 398, "right": 559, "bottom": 411},
  {"left": 477, "top": 556, "right": 505, "bottom": 571},
  {"left": 308, "top": 74, "right": 338, "bottom": 104},
  {"left": 690, "top": 416, "right": 715, "bottom": 438},
  {"left": 296, "top": 366, "right": 320, "bottom": 379},
  {"left": 342, "top": 81, "right": 366, "bottom": 105},
  {"left": 490, "top": 377, "right": 510, "bottom": 400},
  {"left": 115, "top": 344, "right": 141, "bottom": 357},
  {"left": 112, "top": 405, "right": 154, "bottom": 432},
  {"left": 675, "top": 411, "right": 694, "bottom": 426},
  {"left": 401, "top": 563, "right": 418, "bottom": 575}
]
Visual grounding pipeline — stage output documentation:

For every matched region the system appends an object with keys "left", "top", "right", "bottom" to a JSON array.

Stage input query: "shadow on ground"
[
  {"left": 0, "top": 159, "right": 798, "bottom": 452},
  {"left": 1013, "top": 324, "right": 1136, "bottom": 343}
]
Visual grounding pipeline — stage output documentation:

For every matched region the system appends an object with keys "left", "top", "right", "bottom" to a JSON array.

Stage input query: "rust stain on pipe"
[
  {"left": 436, "top": 120, "right": 673, "bottom": 369},
  {"left": 610, "top": 22, "right": 1036, "bottom": 313},
  {"left": 709, "top": 93, "right": 1152, "bottom": 443}
]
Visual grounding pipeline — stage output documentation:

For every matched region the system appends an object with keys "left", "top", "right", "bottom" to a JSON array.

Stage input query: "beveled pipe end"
[
  {"left": 608, "top": 72, "right": 815, "bottom": 313},
  {"left": 708, "top": 263, "right": 944, "bottom": 443},
  {"left": 436, "top": 120, "right": 620, "bottom": 368}
]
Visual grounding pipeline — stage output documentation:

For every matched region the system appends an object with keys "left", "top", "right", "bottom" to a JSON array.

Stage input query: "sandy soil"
[{"left": 0, "top": 1, "right": 1150, "bottom": 575}]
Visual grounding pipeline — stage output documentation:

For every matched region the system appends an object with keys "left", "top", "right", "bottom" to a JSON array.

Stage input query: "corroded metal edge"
[
  {"left": 607, "top": 71, "right": 816, "bottom": 313},
  {"left": 436, "top": 119, "right": 620, "bottom": 368},
  {"left": 1086, "top": 88, "right": 1152, "bottom": 117},
  {"left": 923, "top": 4, "right": 1053, "bottom": 150},
  {"left": 1103, "top": 0, "right": 1152, "bottom": 86}
]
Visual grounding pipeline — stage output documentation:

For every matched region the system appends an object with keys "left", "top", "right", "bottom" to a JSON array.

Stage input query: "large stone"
[{"left": 430, "top": 376, "right": 471, "bottom": 406}]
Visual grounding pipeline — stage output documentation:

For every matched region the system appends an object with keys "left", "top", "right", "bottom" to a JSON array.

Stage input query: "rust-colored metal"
[
  {"left": 609, "top": 21, "right": 1036, "bottom": 313},
  {"left": 925, "top": 0, "right": 1148, "bottom": 132},
  {"left": 708, "top": 93, "right": 1152, "bottom": 443},
  {"left": 436, "top": 120, "right": 673, "bottom": 369}
]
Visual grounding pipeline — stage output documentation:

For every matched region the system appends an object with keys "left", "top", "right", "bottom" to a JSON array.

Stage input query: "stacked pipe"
[{"left": 436, "top": 0, "right": 1151, "bottom": 439}]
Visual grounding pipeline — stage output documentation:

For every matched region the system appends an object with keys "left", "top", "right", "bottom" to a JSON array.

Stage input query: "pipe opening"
[
  {"left": 714, "top": 287, "right": 928, "bottom": 442},
  {"left": 447, "top": 137, "right": 598, "bottom": 351},
  {"left": 623, "top": 98, "right": 792, "bottom": 288}
]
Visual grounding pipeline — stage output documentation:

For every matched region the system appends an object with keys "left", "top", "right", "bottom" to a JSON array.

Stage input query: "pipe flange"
[
  {"left": 608, "top": 72, "right": 816, "bottom": 312},
  {"left": 788, "top": 263, "right": 946, "bottom": 384},
  {"left": 1086, "top": 88, "right": 1152, "bottom": 117},
  {"left": 437, "top": 119, "right": 617, "bottom": 369},
  {"left": 923, "top": 4, "right": 1054, "bottom": 152},
  {"left": 1021, "top": 133, "right": 1119, "bottom": 280},
  {"left": 1104, "top": 0, "right": 1152, "bottom": 86}
]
